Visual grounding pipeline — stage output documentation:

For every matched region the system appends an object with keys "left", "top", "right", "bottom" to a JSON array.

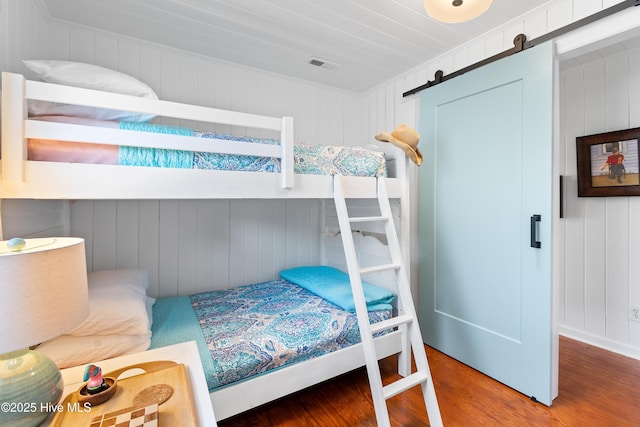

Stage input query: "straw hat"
[{"left": 375, "top": 124, "right": 423, "bottom": 166}]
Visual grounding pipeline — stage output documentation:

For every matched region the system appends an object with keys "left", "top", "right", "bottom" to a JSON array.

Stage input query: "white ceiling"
[{"left": 37, "top": 0, "right": 553, "bottom": 93}]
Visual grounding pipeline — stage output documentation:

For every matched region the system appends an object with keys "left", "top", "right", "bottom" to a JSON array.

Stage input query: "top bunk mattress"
[{"left": 27, "top": 116, "right": 387, "bottom": 178}]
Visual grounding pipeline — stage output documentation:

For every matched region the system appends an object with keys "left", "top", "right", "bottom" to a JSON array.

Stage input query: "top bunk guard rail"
[
  {"left": 1, "top": 72, "right": 400, "bottom": 200},
  {"left": 25, "top": 79, "right": 285, "bottom": 130},
  {"left": 1, "top": 72, "right": 296, "bottom": 198},
  {"left": 2, "top": 72, "right": 292, "bottom": 186}
]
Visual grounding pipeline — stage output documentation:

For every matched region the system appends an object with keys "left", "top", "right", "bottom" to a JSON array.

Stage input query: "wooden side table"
[{"left": 41, "top": 341, "right": 216, "bottom": 426}]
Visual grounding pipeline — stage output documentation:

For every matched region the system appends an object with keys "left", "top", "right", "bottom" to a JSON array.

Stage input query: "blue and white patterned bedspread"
[
  {"left": 150, "top": 279, "right": 391, "bottom": 391},
  {"left": 195, "top": 132, "right": 386, "bottom": 177}
]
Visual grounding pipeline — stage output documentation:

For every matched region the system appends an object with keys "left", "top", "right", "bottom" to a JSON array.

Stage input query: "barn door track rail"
[{"left": 403, "top": 0, "right": 640, "bottom": 98}]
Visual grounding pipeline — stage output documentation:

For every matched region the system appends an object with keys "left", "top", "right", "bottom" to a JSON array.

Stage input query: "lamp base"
[{"left": 0, "top": 349, "right": 64, "bottom": 427}]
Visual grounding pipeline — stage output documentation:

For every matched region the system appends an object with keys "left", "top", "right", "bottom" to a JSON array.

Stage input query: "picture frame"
[{"left": 576, "top": 127, "right": 640, "bottom": 197}]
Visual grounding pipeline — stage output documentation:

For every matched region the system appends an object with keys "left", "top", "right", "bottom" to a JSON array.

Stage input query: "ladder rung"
[
  {"left": 370, "top": 314, "right": 413, "bottom": 334},
  {"left": 349, "top": 215, "right": 389, "bottom": 223},
  {"left": 383, "top": 371, "right": 430, "bottom": 400},
  {"left": 360, "top": 263, "right": 400, "bottom": 275}
]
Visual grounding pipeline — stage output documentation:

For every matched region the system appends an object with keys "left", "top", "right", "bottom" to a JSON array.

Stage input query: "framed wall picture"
[{"left": 576, "top": 127, "right": 640, "bottom": 197}]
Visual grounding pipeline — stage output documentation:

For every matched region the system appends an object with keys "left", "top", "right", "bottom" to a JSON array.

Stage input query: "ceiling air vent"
[{"left": 308, "top": 57, "right": 340, "bottom": 70}]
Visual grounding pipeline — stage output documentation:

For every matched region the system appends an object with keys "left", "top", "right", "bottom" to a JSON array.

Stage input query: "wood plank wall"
[
  {"left": 70, "top": 199, "right": 322, "bottom": 298},
  {"left": 559, "top": 45, "right": 640, "bottom": 356}
]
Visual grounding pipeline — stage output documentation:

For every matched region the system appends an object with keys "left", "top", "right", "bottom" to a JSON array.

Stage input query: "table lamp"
[{"left": 0, "top": 237, "right": 89, "bottom": 427}]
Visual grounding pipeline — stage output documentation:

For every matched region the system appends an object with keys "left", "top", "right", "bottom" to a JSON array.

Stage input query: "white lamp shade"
[
  {"left": 0, "top": 237, "right": 89, "bottom": 353},
  {"left": 424, "top": 0, "right": 493, "bottom": 23}
]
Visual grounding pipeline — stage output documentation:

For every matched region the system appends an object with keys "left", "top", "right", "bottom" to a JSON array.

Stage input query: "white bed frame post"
[
  {"left": 1, "top": 72, "right": 27, "bottom": 183},
  {"left": 397, "top": 155, "right": 412, "bottom": 379},
  {"left": 280, "top": 116, "right": 294, "bottom": 189}
]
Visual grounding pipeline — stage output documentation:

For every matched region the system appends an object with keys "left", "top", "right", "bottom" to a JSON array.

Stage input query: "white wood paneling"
[
  {"left": 631, "top": 50, "right": 640, "bottom": 349},
  {"left": 92, "top": 201, "right": 118, "bottom": 271},
  {"left": 193, "top": 201, "right": 220, "bottom": 294},
  {"left": 564, "top": 8, "right": 637, "bottom": 355},
  {"left": 548, "top": 0, "right": 573, "bottom": 32},
  {"left": 0, "top": 0, "right": 9, "bottom": 73},
  {"left": 523, "top": 9, "right": 548, "bottom": 41},
  {"left": 584, "top": 199, "right": 607, "bottom": 335},
  {"left": 633, "top": 49, "right": 640, "bottom": 129},
  {"left": 605, "top": 199, "right": 630, "bottom": 342},
  {"left": 582, "top": 62, "right": 608, "bottom": 338},
  {"left": 574, "top": 0, "right": 604, "bottom": 21},
  {"left": 138, "top": 201, "right": 161, "bottom": 297},
  {"left": 560, "top": 48, "right": 640, "bottom": 356},
  {"left": 115, "top": 200, "right": 140, "bottom": 269},
  {"left": 177, "top": 201, "right": 198, "bottom": 294},
  {"left": 67, "top": 199, "right": 322, "bottom": 298},
  {"left": 157, "top": 200, "right": 180, "bottom": 296},
  {"left": 0, "top": 199, "right": 67, "bottom": 238},
  {"left": 631, "top": 198, "right": 640, "bottom": 346},
  {"left": 561, "top": 67, "right": 585, "bottom": 330},
  {"left": 603, "top": 53, "right": 631, "bottom": 344}
]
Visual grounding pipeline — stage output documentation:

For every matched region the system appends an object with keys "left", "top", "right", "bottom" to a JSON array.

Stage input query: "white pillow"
[
  {"left": 67, "top": 269, "right": 150, "bottom": 336},
  {"left": 37, "top": 333, "right": 151, "bottom": 369},
  {"left": 23, "top": 60, "right": 158, "bottom": 122}
]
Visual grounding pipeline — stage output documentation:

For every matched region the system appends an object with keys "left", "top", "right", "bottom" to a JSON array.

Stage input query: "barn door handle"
[{"left": 530, "top": 215, "right": 541, "bottom": 248}]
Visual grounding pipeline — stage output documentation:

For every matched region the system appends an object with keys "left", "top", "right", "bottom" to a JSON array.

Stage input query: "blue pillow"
[{"left": 280, "top": 266, "right": 394, "bottom": 312}]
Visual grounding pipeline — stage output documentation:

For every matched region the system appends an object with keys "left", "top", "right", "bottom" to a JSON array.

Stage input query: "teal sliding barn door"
[{"left": 418, "top": 42, "right": 555, "bottom": 405}]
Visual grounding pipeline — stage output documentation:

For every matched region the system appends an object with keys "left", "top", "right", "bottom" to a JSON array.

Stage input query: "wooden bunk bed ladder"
[{"left": 333, "top": 175, "right": 443, "bottom": 427}]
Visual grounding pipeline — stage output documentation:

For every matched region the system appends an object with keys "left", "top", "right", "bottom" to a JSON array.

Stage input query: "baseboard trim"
[{"left": 559, "top": 325, "right": 640, "bottom": 361}]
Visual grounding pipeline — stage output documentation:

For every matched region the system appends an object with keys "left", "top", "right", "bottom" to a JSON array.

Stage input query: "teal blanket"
[
  {"left": 119, "top": 122, "right": 194, "bottom": 168},
  {"left": 279, "top": 266, "right": 394, "bottom": 312}
]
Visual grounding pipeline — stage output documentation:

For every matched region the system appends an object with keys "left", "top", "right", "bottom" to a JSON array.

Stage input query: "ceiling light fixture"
[{"left": 424, "top": 0, "right": 493, "bottom": 23}]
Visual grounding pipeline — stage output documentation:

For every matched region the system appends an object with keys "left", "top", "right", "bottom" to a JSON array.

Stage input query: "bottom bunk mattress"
[
  {"left": 149, "top": 278, "right": 391, "bottom": 391},
  {"left": 27, "top": 116, "right": 387, "bottom": 177}
]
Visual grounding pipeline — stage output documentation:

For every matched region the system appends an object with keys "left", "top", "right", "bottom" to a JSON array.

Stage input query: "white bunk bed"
[
  {"left": 0, "top": 71, "right": 412, "bottom": 422},
  {"left": 0, "top": 72, "right": 403, "bottom": 200}
]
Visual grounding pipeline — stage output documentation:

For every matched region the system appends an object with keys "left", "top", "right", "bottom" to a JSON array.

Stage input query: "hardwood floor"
[{"left": 217, "top": 336, "right": 640, "bottom": 426}]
